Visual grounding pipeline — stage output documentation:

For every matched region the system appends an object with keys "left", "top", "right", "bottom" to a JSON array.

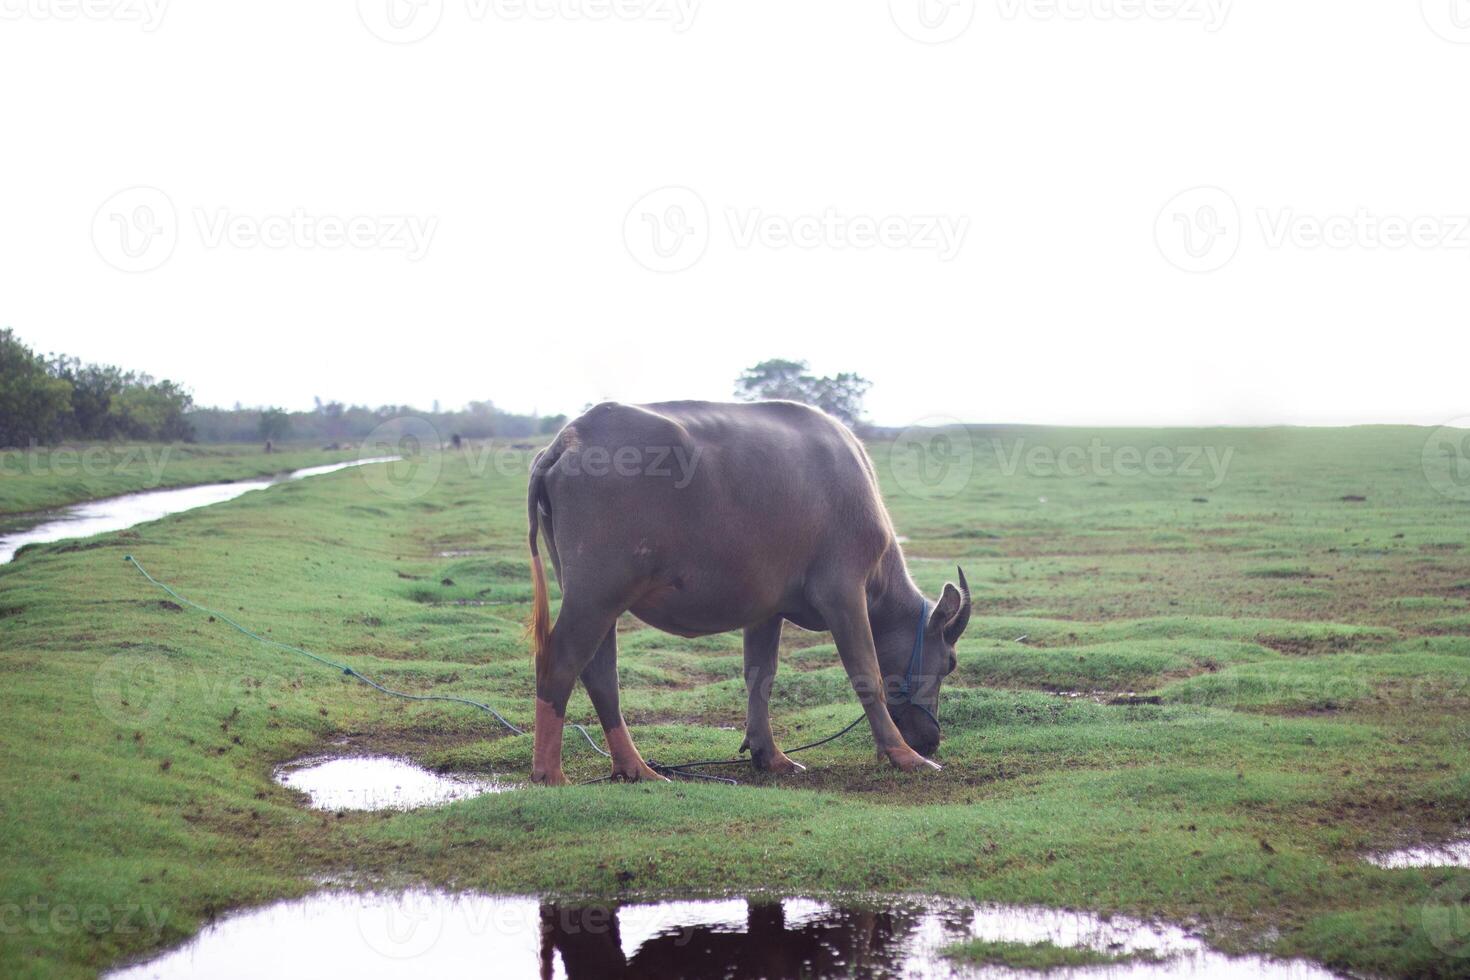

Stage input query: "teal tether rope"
[
  {"left": 123, "top": 555, "right": 869, "bottom": 783},
  {"left": 122, "top": 554, "right": 612, "bottom": 759}
]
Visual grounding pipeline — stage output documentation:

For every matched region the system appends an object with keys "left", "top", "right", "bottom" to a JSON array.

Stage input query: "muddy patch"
[
  {"left": 108, "top": 892, "right": 1336, "bottom": 979},
  {"left": 274, "top": 756, "right": 511, "bottom": 811}
]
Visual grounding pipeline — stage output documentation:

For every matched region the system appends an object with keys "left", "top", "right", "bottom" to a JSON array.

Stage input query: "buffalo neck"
[{"left": 866, "top": 543, "right": 926, "bottom": 646}]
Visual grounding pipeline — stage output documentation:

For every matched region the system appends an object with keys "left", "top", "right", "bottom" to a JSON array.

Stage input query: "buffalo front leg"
[
  {"left": 533, "top": 601, "right": 618, "bottom": 786},
  {"left": 739, "top": 616, "right": 805, "bottom": 774},
  {"left": 581, "top": 626, "right": 667, "bottom": 782},
  {"left": 817, "top": 588, "right": 941, "bottom": 772}
]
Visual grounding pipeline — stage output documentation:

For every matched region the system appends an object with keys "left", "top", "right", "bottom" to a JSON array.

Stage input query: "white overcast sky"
[{"left": 1, "top": 1, "right": 1467, "bottom": 427}]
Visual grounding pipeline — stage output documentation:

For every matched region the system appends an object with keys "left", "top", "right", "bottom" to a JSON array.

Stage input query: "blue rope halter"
[{"left": 897, "top": 598, "right": 939, "bottom": 727}]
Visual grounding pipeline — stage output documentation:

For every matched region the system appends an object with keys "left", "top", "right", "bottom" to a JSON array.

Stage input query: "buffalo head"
[{"left": 882, "top": 566, "right": 970, "bottom": 757}]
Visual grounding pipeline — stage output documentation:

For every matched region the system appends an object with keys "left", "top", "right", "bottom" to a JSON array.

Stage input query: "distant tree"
[
  {"left": 803, "top": 372, "right": 872, "bottom": 428},
  {"left": 258, "top": 407, "right": 291, "bottom": 443},
  {"left": 0, "top": 329, "right": 72, "bottom": 447},
  {"left": 733, "top": 359, "right": 871, "bottom": 428},
  {"left": 734, "top": 359, "right": 811, "bottom": 403},
  {"left": 538, "top": 413, "right": 567, "bottom": 435},
  {"left": 47, "top": 356, "right": 127, "bottom": 438},
  {"left": 106, "top": 376, "right": 194, "bottom": 441}
]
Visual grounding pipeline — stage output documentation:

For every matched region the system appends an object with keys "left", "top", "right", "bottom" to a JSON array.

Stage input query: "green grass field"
[
  {"left": 0, "top": 444, "right": 355, "bottom": 517},
  {"left": 1, "top": 426, "right": 1468, "bottom": 977}
]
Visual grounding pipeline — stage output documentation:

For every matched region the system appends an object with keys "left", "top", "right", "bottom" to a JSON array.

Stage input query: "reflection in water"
[
  {"left": 0, "top": 457, "right": 397, "bottom": 564},
  {"left": 107, "top": 892, "right": 1339, "bottom": 980},
  {"left": 543, "top": 900, "right": 922, "bottom": 979}
]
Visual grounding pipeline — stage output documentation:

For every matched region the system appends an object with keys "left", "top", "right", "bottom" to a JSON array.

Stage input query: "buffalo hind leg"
[
  {"left": 817, "top": 588, "right": 940, "bottom": 773},
  {"left": 533, "top": 601, "right": 619, "bottom": 786},
  {"left": 581, "top": 626, "right": 666, "bottom": 782},
  {"left": 739, "top": 616, "right": 804, "bottom": 774}
]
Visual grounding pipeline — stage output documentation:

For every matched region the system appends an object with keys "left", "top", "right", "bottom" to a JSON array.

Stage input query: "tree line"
[
  {"left": 0, "top": 329, "right": 194, "bottom": 447},
  {"left": 0, "top": 329, "right": 563, "bottom": 449},
  {"left": 733, "top": 358, "right": 870, "bottom": 428},
  {"left": 2, "top": 329, "right": 871, "bottom": 449},
  {"left": 192, "top": 400, "right": 564, "bottom": 446}
]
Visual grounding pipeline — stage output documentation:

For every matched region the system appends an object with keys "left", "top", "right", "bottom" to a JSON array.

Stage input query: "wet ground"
[
  {"left": 107, "top": 892, "right": 1338, "bottom": 979},
  {"left": 274, "top": 755, "right": 511, "bottom": 811},
  {"left": 0, "top": 457, "right": 397, "bottom": 563},
  {"left": 1365, "top": 837, "right": 1470, "bottom": 869}
]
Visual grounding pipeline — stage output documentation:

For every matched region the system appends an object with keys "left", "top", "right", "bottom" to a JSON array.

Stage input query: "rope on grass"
[{"left": 123, "top": 554, "right": 866, "bottom": 784}]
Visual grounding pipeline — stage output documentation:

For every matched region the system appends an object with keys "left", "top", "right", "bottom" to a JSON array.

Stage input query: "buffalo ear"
[
  {"left": 928, "top": 583, "right": 964, "bottom": 635},
  {"left": 947, "top": 565, "right": 972, "bottom": 643}
]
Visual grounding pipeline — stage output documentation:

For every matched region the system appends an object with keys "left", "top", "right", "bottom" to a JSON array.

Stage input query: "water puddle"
[
  {"left": 0, "top": 457, "right": 398, "bottom": 564},
  {"left": 108, "top": 892, "right": 1337, "bottom": 979},
  {"left": 275, "top": 756, "right": 510, "bottom": 811},
  {"left": 1049, "top": 691, "right": 1164, "bottom": 707},
  {"left": 1366, "top": 838, "right": 1470, "bottom": 869}
]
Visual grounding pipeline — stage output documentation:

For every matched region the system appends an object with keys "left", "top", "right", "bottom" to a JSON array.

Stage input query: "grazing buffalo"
[{"left": 526, "top": 400, "right": 971, "bottom": 785}]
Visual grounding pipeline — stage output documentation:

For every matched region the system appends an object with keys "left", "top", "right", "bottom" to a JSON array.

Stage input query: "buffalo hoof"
[
  {"left": 751, "top": 748, "right": 807, "bottom": 775},
  {"left": 531, "top": 769, "right": 571, "bottom": 786},
  {"left": 885, "top": 748, "right": 942, "bottom": 773},
  {"left": 611, "top": 762, "right": 670, "bottom": 783}
]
